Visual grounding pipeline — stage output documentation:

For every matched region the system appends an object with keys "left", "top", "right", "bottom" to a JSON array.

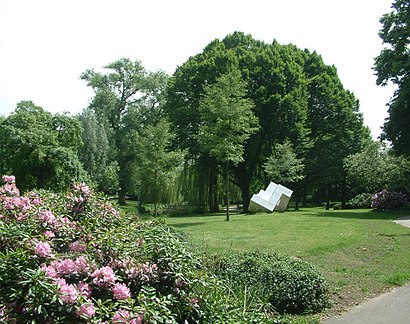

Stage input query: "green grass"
[{"left": 120, "top": 205, "right": 410, "bottom": 317}]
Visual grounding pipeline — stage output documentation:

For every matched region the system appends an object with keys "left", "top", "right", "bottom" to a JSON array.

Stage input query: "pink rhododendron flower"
[
  {"left": 69, "top": 241, "right": 87, "bottom": 253},
  {"left": 59, "top": 283, "right": 78, "bottom": 304},
  {"left": 77, "top": 282, "right": 92, "bottom": 298},
  {"left": 35, "top": 241, "right": 54, "bottom": 258},
  {"left": 43, "top": 230, "right": 55, "bottom": 238},
  {"left": 56, "top": 259, "right": 77, "bottom": 275},
  {"left": 92, "top": 266, "right": 116, "bottom": 287},
  {"left": 39, "top": 210, "right": 56, "bottom": 223},
  {"left": 129, "top": 262, "right": 158, "bottom": 282},
  {"left": 75, "top": 256, "right": 90, "bottom": 274},
  {"left": 112, "top": 283, "right": 131, "bottom": 300},
  {"left": 2, "top": 175, "right": 15, "bottom": 184},
  {"left": 76, "top": 303, "right": 95, "bottom": 318},
  {"left": 41, "top": 264, "right": 58, "bottom": 278},
  {"left": 112, "top": 309, "right": 143, "bottom": 324}
]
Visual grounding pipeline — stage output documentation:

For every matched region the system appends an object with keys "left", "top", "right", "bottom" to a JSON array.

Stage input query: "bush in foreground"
[
  {"left": 0, "top": 175, "right": 273, "bottom": 323},
  {"left": 213, "top": 251, "right": 331, "bottom": 315}
]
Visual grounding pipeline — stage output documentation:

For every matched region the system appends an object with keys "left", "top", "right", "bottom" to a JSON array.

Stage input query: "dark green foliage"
[
  {"left": 0, "top": 101, "right": 87, "bottom": 191},
  {"left": 375, "top": 0, "right": 410, "bottom": 156},
  {"left": 213, "top": 251, "right": 330, "bottom": 315},
  {"left": 371, "top": 190, "right": 408, "bottom": 210},
  {"left": 346, "top": 193, "right": 373, "bottom": 209}
]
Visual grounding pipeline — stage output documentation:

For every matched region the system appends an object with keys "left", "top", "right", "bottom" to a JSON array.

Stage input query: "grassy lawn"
[
  {"left": 119, "top": 203, "right": 410, "bottom": 318},
  {"left": 160, "top": 207, "right": 410, "bottom": 317}
]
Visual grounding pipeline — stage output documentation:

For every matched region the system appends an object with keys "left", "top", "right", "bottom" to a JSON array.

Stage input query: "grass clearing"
[
  {"left": 118, "top": 203, "right": 410, "bottom": 318},
  {"left": 160, "top": 207, "right": 410, "bottom": 317}
]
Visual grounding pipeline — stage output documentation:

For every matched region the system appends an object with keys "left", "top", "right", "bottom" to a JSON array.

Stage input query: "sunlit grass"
[
  {"left": 119, "top": 204, "right": 410, "bottom": 316},
  {"left": 162, "top": 207, "right": 410, "bottom": 315}
]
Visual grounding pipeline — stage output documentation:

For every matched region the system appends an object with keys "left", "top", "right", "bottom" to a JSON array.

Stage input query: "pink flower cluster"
[
  {"left": 69, "top": 240, "right": 87, "bottom": 253},
  {"left": 42, "top": 256, "right": 90, "bottom": 277},
  {"left": 112, "top": 309, "right": 143, "bottom": 324},
  {"left": 128, "top": 262, "right": 158, "bottom": 282},
  {"left": 73, "top": 182, "right": 91, "bottom": 197},
  {"left": 76, "top": 303, "right": 96, "bottom": 319},
  {"left": 2, "top": 175, "right": 15, "bottom": 184},
  {"left": 35, "top": 241, "right": 54, "bottom": 258},
  {"left": 112, "top": 283, "right": 131, "bottom": 300},
  {"left": 91, "top": 266, "right": 117, "bottom": 287}
]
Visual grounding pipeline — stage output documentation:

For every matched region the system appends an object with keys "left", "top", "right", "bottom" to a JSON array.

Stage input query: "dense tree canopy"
[
  {"left": 166, "top": 32, "right": 369, "bottom": 211},
  {"left": 81, "top": 58, "right": 169, "bottom": 204},
  {"left": 375, "top": 0, "right": 410, "bottom": 156},
  {"left": 0, "top": 101, "right": 86, "bottom": 191},
  {"left": 197, "top": 68, "right": 259, "bottom": 219}
]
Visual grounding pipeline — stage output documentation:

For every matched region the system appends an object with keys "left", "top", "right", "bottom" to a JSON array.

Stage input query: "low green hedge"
[{"left": 213, "top": 251, "right": 331, "bottom": 315}]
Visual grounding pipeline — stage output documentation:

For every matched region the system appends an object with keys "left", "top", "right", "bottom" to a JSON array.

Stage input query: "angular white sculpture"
[{"left": 249, "top": 182, "right": 293, "bottom": 212}]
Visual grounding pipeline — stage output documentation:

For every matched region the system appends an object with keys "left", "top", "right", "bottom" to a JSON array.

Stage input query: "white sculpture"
[{"left": 249, "top": 182, "right": 293, "bottom": 212}]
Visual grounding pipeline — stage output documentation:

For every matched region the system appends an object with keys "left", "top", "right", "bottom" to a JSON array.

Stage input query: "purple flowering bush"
[
  {"left": 371, "top": 190, "right": 408, "bottom": 210},
  {"left": 1, "top": 175, "right": 266, "bottom": 323}
]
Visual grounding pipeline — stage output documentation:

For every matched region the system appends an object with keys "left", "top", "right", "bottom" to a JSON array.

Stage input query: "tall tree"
[
  {"left": 302, "top": 51, "right": 371, "bottom": 208},
  {"left": 79, "top": 109, "right": 117, "bottom": 193},
  {"left": 374, "top": 0, "right": 410, "bottom": 156},
  {"left": 133, "top": 119, "right": 183, "bottom": 215},
  {"left": 81, "top": 58, "right": 168, "bottom": 204},
  {"left": 197, "top": 68, "right": 259, "bottom": 220},
  {"left": 166, "top": 32, "right": 309, "bottom": 212}
]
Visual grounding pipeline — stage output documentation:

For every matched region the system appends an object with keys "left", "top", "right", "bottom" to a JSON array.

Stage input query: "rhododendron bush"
[{"left": 0, "top": 175, "right": 240, "bottom": 323}]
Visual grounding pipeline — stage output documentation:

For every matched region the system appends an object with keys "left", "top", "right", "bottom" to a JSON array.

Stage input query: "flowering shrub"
[
  {"left": 371, "top": 190, "right": 408, "bottom": 210},
  {"left": 0, "top": 175, "right": 274, "bottom": 323}
]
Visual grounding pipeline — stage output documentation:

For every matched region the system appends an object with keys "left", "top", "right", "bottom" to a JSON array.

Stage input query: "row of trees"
[{"left": 1, "top": 4, "right": 409, "bottom": 213}]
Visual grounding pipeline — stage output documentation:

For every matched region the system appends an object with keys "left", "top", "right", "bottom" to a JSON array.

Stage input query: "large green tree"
[
  {"left": 374, "top": 0, "right": 410, "bottom": 156},
  {"left": 197, "top": 68, "right": 259, "bottom": 220},
  {"left": 166, "top": 32, "right": 309, "bottom": 212},
  {"left": 301, "top": 50, "right": 371, "bottom": 208},
  {"left": 0, "top": 101, "right": 86, "bottom": 191},
  {"left": 81, "top": 58, "right": 169, "bottom": 204},
  {"left": 79, "top": 108, "right": 117, "bottom": 193}
]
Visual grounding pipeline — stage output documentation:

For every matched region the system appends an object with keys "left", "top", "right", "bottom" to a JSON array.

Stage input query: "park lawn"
[{"left": 162, "top": 207, "right": 410, "bottom": 317}]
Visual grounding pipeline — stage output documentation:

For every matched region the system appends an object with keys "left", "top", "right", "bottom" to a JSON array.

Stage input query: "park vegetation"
[
  {"left": 2, "top": 29, "right": 408, "bottom": 212},
  {"left": 0, "top": 0, "right": 409, "bottom": 321}
]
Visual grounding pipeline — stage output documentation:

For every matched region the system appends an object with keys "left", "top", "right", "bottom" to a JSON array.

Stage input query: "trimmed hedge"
[{"left": 214, "top": 251, "right": 331, "bottom": 314}]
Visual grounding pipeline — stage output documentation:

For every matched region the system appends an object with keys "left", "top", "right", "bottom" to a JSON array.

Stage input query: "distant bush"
[
  {"left": 371, "top": 190, "right": 407, "bottom": 210},
  {"left": 213, "top": 251, "right": 331, "bottom": 315},
  {"left": 347, "top": 193, "right": 374, "bottom": 209}
]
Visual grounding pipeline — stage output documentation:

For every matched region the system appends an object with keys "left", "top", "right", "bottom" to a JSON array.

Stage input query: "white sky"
[{"left": 0, "top": 0, "right": 396, "bottom": 138}]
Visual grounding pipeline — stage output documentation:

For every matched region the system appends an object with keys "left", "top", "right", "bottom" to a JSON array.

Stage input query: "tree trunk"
[
  {"left": 118, "top": 186, "right": 127, "bottom": 205},
  {"left": 226, "top": 160, "right": 230, "bottom": 221},
  {"left": 341, "top": 173, "right": 347, "bottom": 209},
  {"left": 208, "top": 166, "right": 219, "bottom": 213},
  {"left": 326, "top": 188, "right": 330, "bottom": 210}
]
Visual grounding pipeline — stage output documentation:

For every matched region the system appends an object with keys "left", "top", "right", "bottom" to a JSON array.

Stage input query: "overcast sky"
[{"left": 0, "top": 0, "right": 396, "bottom": 138}]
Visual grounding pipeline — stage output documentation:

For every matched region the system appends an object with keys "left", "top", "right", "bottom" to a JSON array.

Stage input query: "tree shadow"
[
  {"left": 302, "top": 209, "right": 410, "bottom": 221},
  {"left": 171, "top": 222, "right": 206, "bottom": 228}
]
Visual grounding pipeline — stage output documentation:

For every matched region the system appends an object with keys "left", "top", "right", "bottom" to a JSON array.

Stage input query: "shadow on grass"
[
  {"left": 168, "top": 212, "right": 227, "bottom": 219},
  {"left": 171, "top": 222, "right": 206, "bottom": 228},
  {"left": 306, "top": 209, "right": 410, "bottom": 221}
]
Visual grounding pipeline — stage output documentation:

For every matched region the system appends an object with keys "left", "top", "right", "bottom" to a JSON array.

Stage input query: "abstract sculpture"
[{"left": 249, "top": 182, "right": 293, "bottom": 212}]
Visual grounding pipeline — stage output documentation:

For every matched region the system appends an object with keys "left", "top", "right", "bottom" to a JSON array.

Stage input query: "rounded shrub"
[
  {"left": 346, "top": 193, "right": 374, "bottom": 209},
  {"left": 371, "top": 190, "right": 408, "bottom": 210},
  {"left": 215, "top": 251, "right": 331, "bottom": 315}
]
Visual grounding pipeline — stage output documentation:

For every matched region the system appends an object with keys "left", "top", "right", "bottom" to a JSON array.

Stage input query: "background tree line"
[{"left": 1, "top": 4, "right": 409, "bottom": 213}]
